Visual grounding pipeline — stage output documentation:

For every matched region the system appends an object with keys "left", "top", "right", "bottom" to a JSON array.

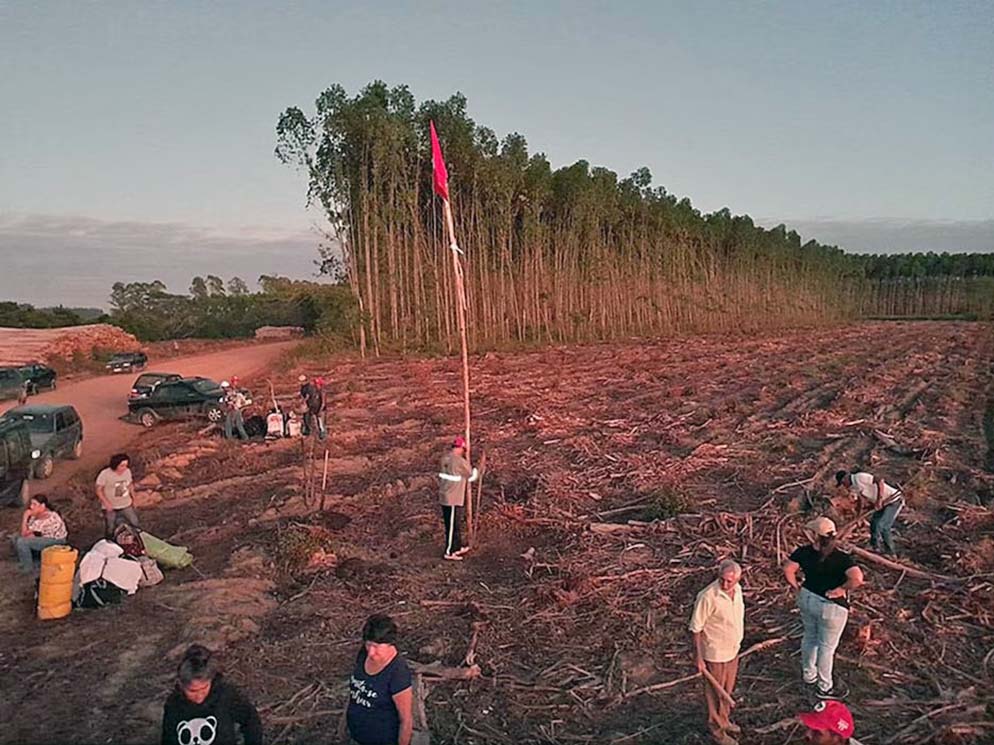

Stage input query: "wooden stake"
[
  {"left": 320, "top": 449, "right": 330, "bottom": 512},
  {"left": 442, "top": 198, "right": 474, "bottom": 543}
]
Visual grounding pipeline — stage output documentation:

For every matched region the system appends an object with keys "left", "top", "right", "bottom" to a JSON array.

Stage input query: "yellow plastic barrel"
[{"left": 37, "top": 545, "right": 78, "bottom": 620}]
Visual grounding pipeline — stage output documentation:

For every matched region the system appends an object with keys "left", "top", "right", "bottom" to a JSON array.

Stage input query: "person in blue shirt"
[{"left": 346, "top": 614, "right": 414, "bottom": 745}]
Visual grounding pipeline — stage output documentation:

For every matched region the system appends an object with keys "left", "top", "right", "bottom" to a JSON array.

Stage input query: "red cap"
[
  {"left": 452, "top": 436, "right": 466, "bottom": 449},
  {"left": 798, "top": 701, "right": 854, "bottom": 738}
]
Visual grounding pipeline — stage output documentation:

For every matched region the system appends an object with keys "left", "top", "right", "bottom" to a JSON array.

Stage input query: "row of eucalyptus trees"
[{"left": 275, "top": 82, "right": 962, "bottom": 352}]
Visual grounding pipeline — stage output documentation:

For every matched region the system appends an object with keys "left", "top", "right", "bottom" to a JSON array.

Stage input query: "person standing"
[
  {"left": 161, "top": 644, "right": 263, "bottom": 745},
  {"left": 438, "top": 436, "right": 479, "bottom": 561},
  {"left": 12, "top": 494, "right": 67, "bottom": 574},
  {"left": 345, "top": 614, "right": 414, "bottom": 745},
  {"left": 95, "top": 453, "right": 140, "bottom": 536},
  {"left": 689, "top": 560, "right": 745, "bottom": 745},
  {"left": 299, "top": 374, "right": 326, "bottom": 440},
  {"left": 783, "top": 517, "right": 864, "bottom": 700},
  {"left": 835, "top": 470, "right": 905, "bottom": 555},
  {"left": 221, "top": 381, "right": 249, "bottom": 440}
]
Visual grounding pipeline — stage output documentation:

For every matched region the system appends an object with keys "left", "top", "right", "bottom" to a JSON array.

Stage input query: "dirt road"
[{"left": 0, "top": 341, "right": 297, "bottom": 490}]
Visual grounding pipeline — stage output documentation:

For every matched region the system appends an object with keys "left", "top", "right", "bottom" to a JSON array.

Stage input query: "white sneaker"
[
  {"left": 455, "top": 546, "right": 471, "bottom": 556},
  {"left": 443, "top": 553, "right": 464, "bottom": 561}
]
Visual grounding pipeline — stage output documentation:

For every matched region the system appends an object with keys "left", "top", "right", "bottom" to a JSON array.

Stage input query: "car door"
[{"left": 54, "top": 411, "right": 70, "bottom": 455}]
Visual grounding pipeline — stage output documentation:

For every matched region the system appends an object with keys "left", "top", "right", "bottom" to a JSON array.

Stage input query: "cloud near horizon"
[
  {"left": 1, "top": 213, "right": 991, "bottom": 310},
  {"left": 0, "top": 213, "right": 322, "bottom": 308},
  {"left": 766, "top": 217, "right": 994, "bottom": 255}
]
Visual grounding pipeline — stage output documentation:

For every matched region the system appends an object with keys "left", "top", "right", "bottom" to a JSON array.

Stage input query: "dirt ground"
[{"left": 1, "top": 321, "right": 992, "bottom": 744}]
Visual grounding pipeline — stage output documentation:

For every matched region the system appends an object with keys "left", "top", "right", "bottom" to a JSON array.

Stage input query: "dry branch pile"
[{"left": 0, "top": 323, "right": 140, "bottom": 366}]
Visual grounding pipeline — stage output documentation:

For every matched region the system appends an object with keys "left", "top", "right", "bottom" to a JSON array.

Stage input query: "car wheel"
[
  {"left": 138, "top": 409, "right": 158, "bottom": 428},
  {"left": 205, "top": 404, "right": 223, "bottom": 423},
  {"left": 28, "top": 383, "right": 38, "bottom": 396},
  {"left": 34, "top": 454, "right": 54, "bottom": 480},
  {"left": 70, "top": 438, "right": 83, "bottom": 459},
  {"left": 50, "top": 380, "right": 57, "bottom": 390}
]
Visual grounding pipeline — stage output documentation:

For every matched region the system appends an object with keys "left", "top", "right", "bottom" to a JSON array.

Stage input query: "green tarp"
[{"left": 140, "top": 531, "right": 193, "bottom": 569}]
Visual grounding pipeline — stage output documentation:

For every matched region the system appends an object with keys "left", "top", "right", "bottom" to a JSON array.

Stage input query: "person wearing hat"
[
  {"left": 437, "top": 436, "right": 479, "bottom": 561},
  {"left": 835, "top": 469, "right": 905, "bottom": 556},
  {"left": 797, "top": 700, "right": 860, "bottom": 744},
  {"left": 783, "top": 517, "right": 864, "bottom": 700},
  {"left": 220, "top": 381, "right": 249, "bottom": 440},
  {"left": 298, "top": 374, "right": 326, "bottom": 440}
]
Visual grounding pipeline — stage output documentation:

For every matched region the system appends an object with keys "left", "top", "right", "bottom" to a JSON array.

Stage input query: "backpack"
[
  {"left": 137, "top": 556, "right": 164, "bottom": 587},
  {"left": 74, "top": 579, "right": 126, "bottom": 609},
  {"left": 113, "top": 523, "right": 147, "bottom": 558}
]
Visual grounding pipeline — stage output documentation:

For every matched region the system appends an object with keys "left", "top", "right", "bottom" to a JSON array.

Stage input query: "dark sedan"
[
  {"left": 128, "top": 377, "right": 226, "bottom": 427},
  {"left": 106, "top": 351, "right": 148, "bottom": 374}
]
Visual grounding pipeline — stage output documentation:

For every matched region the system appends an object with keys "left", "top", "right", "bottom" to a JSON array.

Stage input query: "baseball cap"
[
  {"left": 452, "top": 436, "right": 466, "bottom": 449},
  {"left": 806, "top": 516, "right": 837, "bottom": 537},
  {"left": 298, "top": 375, "right": 307, "bottom": 382},
  {"left": 798, "top": 700, "right": 854, "bottom": 737},
  {"left": 220, "top": 381, "right": 230, "bottom": 388}
]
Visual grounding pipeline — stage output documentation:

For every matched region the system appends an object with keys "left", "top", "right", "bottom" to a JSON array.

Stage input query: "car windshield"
[
  {"left": 110, "top": 355, "right": 133, "bottom": 363},
  {"left": 6, "top": 412, "right": 54, "bottom": 434},
  {"left": 136, "top": 374, "right": 166, "bottom": 386},
  {"left": 0, "top": 370, "right": 21, "bottom": 382},
  {"left": 191, "top": 379, "right": 219, "bottom": 394}
]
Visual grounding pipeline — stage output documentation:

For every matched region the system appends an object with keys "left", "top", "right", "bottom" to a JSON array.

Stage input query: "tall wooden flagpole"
[{"left": 432, "top": 121, "right": 475, "bottom": 543}]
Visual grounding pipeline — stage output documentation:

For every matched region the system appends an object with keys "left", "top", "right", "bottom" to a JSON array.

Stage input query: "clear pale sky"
[{"left": 1, "top": 1, "right": 991, "bottom": 307}]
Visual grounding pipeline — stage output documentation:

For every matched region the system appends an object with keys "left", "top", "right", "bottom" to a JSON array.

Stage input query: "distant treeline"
[
  {"left": 108, "top": 275, "right": 356, "bottom": 341},
  {"left": 275, "top": 81, "right": 993, "bottom": 353},
  {"left": 0, "top": 302, "right": 107, "bottom": 329}
]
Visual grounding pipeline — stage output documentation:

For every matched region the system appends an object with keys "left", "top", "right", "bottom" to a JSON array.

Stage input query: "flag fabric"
[{"left": 430, "top": 120, "right": 449, "bottom": 201}]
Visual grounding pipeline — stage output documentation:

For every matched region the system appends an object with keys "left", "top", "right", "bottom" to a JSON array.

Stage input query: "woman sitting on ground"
[
  {"left": 345, "top": 614, "right": 414, "bottom": 745},
  {"left": 12, "top": 494, "right": 67, "bottom": 574},
  {"left": 161, "top": 644, "right": 263, "bottom": 745}
]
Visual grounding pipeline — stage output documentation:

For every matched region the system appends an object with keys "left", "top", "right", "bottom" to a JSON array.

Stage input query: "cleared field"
[
  {"left": 1, "top": 321, "right": 992, "bottom": 744},
  {"left": 0, "top": 324, "right": 139, "bottom": 366}
]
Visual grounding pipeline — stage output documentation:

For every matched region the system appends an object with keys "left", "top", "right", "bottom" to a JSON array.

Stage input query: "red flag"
[{"left": 430, "top": 120, "right": 449, "bottom": 201}]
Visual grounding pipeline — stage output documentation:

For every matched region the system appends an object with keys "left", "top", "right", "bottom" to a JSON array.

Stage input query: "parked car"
[
  {"left": 0, "top": 418, "right": 35, "bottom": 506},
  {"left": 129, "top": 371, "right": 182, "bottom": 402},
  {"left": 18, "top": 362, "right": 57, "bottom": 395},
  {"left": 128, "top": 377, "right": 226, "bottom": 428},
  {"left": 106, "top": 351, "right": 148, "bottom": 374},
  {"left": 0, "top": 404, "right": 83, "bottom": 479},
  {"left": 0, "top": 367, "right": 27, "bottom": 402}
]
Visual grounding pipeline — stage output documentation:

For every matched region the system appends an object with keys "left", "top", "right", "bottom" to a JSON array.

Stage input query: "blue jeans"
[
  {"left": 224, "top": 409, "right": 248, "bottom": 440},
  {"left": 12, "top": 535, "right": 66, "bottom": 573},
  {"left": 870, "top": 499, "right": 904, "bottom": 554},
  {"left": 798, "top": 588, "right": 849, "bottom": 692}
]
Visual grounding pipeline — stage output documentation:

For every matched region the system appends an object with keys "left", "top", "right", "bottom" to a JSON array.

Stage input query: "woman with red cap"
[
  {"left": 797, "top": 700, "right": 860, "bottom": 744},
  {"left": 437, "top": 436, "right": 479, "bottom": 560}
]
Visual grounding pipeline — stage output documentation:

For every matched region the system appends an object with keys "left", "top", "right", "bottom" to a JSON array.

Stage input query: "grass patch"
[{"left": 640, "top": 486, "right": 691, "bottom": 521}]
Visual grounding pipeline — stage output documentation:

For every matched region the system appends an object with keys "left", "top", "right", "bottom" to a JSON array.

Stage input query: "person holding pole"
[
  {"left": 438, "top": 436, "right": 478, "bottom": 561},
  {"left": 689, "top": 559, "right": 745, "bottom": 745},
  {"left": 834, "top": 470, "right": 905, "bottom": 556}
]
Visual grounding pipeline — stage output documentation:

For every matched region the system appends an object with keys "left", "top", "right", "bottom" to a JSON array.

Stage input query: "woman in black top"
[
  {"left": 162, "top": 645, "right": 263, "bottom": 745},
  {"left": 345, "top": 614, "right": 414, "bottom": 745},
  {"left": 783, "top": 517, "right": 864, "bottom": 701}
]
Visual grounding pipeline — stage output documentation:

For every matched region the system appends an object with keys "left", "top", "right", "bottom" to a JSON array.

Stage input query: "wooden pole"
[{"left": 442, "top": 198, "right": 474, "bottom": 543}]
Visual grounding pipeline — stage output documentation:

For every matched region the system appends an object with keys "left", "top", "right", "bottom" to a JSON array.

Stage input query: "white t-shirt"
[
  {"left": 96, "top": 467, "right": 134, "bottom": 509},
  {"left": 850, "top": 472, "right": 902, "bottom": 505}
]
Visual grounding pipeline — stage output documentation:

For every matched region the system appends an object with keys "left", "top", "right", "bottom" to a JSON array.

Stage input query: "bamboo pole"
[{"left": 442, "top": 198, "right": 474, "bottom": 543}]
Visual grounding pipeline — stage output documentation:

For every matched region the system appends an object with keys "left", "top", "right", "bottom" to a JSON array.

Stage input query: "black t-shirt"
[
  {"left": 161, "top": 676, "right": 262, "bottom": 745},
  {"left": 346, "top": 649, "right": 413, "bottom": 745},
  {"left": 789, "top": 545, "right": 857, "bottom": 608}
]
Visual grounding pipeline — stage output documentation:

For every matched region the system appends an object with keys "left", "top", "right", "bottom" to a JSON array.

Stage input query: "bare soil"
[{"left": 1, "top": 322, "right": 992, "bottom": 744}]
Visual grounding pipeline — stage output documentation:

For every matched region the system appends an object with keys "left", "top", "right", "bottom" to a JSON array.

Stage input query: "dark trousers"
[
  {"left": 304, "top": 411, "right": 326, "bottom": 440},
  {"left": 441, "top": 505, "right": 462, "bottom": 556},
  {"left": 104, "top": 506, "right": 140, "bottom": 537}
]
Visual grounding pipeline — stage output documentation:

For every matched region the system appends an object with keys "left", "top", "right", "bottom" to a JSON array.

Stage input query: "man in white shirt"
[
  {"left": 835, "top": 470, "right": 905, "bottom": 555},
  {"left": 689, "top": 559, "right": 745, "bottom": 745}
]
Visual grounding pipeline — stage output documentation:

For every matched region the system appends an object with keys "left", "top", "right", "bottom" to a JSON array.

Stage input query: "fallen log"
[
  {"left": 410, "top": 661, "right": 482, "bottom": 681},
  {"left": 624, "top": 636, "right": 789, "bottom": 699},
  {"left": 845, "top": 544, "right": 961, "bottom": 583}
]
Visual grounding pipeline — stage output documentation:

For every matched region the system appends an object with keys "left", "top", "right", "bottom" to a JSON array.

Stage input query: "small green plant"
[{"left": 641, "top": 486, "right": 690, "bottom": 521}]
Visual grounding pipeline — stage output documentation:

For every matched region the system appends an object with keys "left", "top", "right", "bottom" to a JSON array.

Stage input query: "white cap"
[
  {"left": 805, "top": 516, "right": 837, "bottom": 537},
  {"left": 220, "top": 380, "right": 230, "bottom": 388}
]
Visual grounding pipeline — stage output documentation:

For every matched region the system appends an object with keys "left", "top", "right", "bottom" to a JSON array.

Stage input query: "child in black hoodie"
[{"left": 162, "top": 645, "right": 263, "bottom": 745}]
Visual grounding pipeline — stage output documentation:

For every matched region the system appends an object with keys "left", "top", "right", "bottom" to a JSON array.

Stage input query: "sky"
[{"left": 1, "top": 1, "right": 991, "bottom": 308}]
